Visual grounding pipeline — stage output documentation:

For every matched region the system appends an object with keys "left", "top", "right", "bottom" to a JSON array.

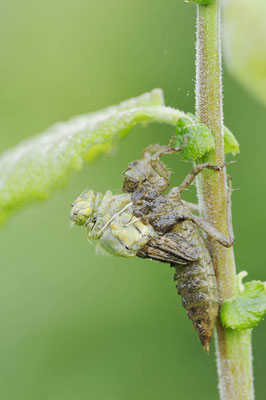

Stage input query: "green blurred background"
[{"left": 0, "top": 1, "right": 265, "bottom": 399}]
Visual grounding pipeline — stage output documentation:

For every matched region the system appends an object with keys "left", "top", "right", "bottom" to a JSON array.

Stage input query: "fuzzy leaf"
[
  {"left": 0, "top": 89, "right": 189, "bottom": 222},
  {"left": 173, "top": 117, "right": 215, "bottom": 162},
  {"left": 221, "top": 272, "right": 266, "bottom": 330},
  {"left": 173, "top": 116, "right": 239, "bottom": 162},
  {"left": 0, "top": 88, "right": 240, "bottom": 222},
  {"left": 223, "top": 0, "right": 266, "bottom": 106},
  {"left": 224, "top": 125, "right": 240, "bottom": 156}
]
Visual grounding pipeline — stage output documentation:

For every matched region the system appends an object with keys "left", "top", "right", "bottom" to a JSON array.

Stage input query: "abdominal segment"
[
  {"left": 173, "top": 258, "right": 218, "bottom": 352},
  {"left": 137, "top": 221, "right": 219, "bottom": 351}
]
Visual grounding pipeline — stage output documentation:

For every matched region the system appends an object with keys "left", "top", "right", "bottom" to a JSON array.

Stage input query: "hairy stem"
[{"left": 195, "top": 1, "right": 254, "bottom": 398}]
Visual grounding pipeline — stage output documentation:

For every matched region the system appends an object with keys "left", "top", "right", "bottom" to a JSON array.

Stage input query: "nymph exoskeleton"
[
  {"left": 122, "top": 144, "right": 234, "bottom": 351},
  {"left": 70, "top": 189, "right": 158, "bottom": 257},
  {"left": 70, "top": 144, "right": 234, "bottom": 351}
]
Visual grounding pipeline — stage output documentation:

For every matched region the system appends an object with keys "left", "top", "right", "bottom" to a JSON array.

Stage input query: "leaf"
[
  {"left": 220, "top": 271, "right": 266, "bottom": 330},
  {"left": 224, "top": 125, "right": 240, "bottom": 156},
  {"left": 173, "top": 116, "right": 239, "bottom": 162},
  {"left": 0, "top": 88, "right": 239, "bottom": 222},
  {"left": 0, "top": 89, "right": 188, "bottom": 222},
  {"left": 223, "top": 0, "right": 266, "bottom": 106}
]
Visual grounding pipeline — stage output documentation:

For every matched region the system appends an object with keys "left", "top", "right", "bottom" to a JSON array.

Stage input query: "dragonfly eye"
[{"left": 87, "top": 215, "right": 97, "bottom": 228}]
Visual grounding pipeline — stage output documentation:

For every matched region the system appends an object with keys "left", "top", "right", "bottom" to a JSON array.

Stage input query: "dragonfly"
[{"left": 70, "top": 143, "right": 234, "bottom": 351}]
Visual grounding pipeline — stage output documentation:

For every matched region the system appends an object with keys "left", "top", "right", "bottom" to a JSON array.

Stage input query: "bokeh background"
[{"left": 0, "top": 1, "right": 265, "bottom": 399}]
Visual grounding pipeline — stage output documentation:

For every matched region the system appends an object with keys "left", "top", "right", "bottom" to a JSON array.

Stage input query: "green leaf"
[
  {"left": 172, "top": 116, "right": 239, "bottom": 162},
  {"left": 173, "top": 117, "right": 215, "bottom": 162},
  {"left": 223, "top": 0, "right": 266, "bottom": 106},
  {"left": 0, "top": 89, "right": 189, "bottom": 222},
  {"left": 220, "top": 271, "right": 266, "bottom": 330},
  {"left": 0, "top": 88, "right": 240, "bottom": 223},
  {"left": 224, "top": 125, "right": 240, "bottom": 156}
]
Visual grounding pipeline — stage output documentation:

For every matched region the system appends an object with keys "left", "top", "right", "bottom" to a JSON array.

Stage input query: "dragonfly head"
[{"left": 70, "top": 190, "right": 102, "bottom": 227}]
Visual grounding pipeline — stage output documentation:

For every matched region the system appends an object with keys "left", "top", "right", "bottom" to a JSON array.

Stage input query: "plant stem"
[{"left": 195, "top": 1, "right": 254, "bottom": 399}]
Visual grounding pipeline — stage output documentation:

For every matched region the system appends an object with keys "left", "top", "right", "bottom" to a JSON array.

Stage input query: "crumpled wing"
[{"left": 137, "top": 232, "right": 199, "bottom": 265}]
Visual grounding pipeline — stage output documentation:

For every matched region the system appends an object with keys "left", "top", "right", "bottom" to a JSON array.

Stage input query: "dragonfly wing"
[{"left": 137, "top": 232, "right": 199, "bottom": 265}]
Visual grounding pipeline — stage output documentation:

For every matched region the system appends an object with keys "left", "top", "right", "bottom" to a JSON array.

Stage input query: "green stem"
[{"left": 195, "top": 1, "right": 254, "bottom": 398}]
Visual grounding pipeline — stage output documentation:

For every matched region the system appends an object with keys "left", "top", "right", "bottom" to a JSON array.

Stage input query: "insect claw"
[{"left": 218, "top": 162, "right": 226, "bottom": 170}]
